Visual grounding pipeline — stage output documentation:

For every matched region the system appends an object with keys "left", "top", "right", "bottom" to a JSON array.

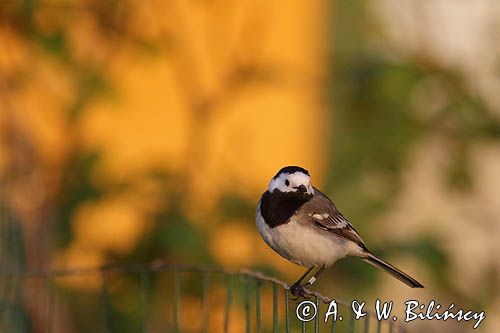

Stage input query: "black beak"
[{"left": 294, "top": 185, "right": 307, "bottom": 194}]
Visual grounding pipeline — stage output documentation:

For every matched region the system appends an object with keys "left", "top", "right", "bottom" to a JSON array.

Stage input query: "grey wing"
[{"left": 303, "top": 188, "right": 368, "bottom": 250}]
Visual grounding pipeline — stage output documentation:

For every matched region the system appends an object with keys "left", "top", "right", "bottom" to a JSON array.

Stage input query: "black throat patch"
[{"left": 260, "top": 190, "right": 312, "bottom": 228}]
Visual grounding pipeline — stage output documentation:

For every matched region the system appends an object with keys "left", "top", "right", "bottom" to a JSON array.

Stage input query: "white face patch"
[{"left": 268, "top": 171, "right": 315, "bottom": 194}]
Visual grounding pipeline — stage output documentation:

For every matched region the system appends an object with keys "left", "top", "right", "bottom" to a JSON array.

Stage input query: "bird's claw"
[{"left": 290, "top": 284, "right": 313, "bottom": 299}]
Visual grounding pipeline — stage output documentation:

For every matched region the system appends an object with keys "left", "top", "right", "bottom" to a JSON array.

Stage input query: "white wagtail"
[{"left": 256, "top": 166, "right": 423, "bottom": 296}]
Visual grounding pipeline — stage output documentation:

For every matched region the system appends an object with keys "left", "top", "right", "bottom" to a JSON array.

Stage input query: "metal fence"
[
  {"left": 0, "top": 196, "right": 403, "bottom": 333},
  {"left": 0, "top": 261, "right": 405, "bottom": 333}
]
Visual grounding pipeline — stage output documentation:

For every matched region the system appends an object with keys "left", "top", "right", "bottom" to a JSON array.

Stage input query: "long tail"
[{"left": 363, "top": 252, "right": 424, "bottom": 288}]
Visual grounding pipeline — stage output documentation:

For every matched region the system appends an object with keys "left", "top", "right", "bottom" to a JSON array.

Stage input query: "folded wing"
[{"left": 305, "top": 188, "right": 368, "bottom": 251}]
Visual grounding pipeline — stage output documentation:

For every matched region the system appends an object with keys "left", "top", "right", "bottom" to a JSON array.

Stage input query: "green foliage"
[
  {"left": 138, "top": 211, "right": 212, "bottom": 263},
  {"left": 68, "top": 70, "right": 116, "bottom": 120},
  {"left": 0, "top": 204, "right": 31, "bottom": 332},
  {"left": 37, "top": 32, "right": 69, "bottom": 59},
  {"left": 324, "top": 0, "right": 500, "bottom": 308},
  {"left": 219, "top": 194, "right": 257, "bottom": 220},
  {"left": 57, "top": 151, "right": 102, "bottom": 248}
]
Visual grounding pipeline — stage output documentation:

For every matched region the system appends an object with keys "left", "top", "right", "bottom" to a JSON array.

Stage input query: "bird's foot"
[
  {"left": 290, "top": 284, "right": 312, "bottom": 300},
  {"left": 290, "top": 282, "right": 301, "bottom": 296}
]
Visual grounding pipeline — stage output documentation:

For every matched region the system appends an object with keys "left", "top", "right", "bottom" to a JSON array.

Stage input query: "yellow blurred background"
[{"left": 1, "top": 1, "right": 500, "bottom": 332}]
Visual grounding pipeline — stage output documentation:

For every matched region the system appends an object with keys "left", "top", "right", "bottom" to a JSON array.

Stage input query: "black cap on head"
[{"left": 273, "top": 166, "right": 310, "bottom": 179}]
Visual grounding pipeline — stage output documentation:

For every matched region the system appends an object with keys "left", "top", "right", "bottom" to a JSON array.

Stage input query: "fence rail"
[{"left": 0, "top": 261, "right": 405, "bottom": 333}]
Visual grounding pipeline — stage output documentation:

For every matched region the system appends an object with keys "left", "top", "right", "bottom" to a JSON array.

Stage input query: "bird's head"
[{"left": 268, "top": 166, "right": 314, "bottom": 195}]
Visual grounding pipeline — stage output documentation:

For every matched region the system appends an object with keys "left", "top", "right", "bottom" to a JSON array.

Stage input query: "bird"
[{"left": 256, "top": 165, "right": 423, "bottom": 296}]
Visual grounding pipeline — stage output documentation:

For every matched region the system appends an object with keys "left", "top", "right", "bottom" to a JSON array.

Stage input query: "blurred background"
[{"left": 1, "top": 0, "right": 500, "bottom": 332}]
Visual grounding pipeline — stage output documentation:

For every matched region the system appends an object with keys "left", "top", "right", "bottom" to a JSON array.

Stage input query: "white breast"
[{"left": 256, "top": 203, "right": 362, "bottom": 268}]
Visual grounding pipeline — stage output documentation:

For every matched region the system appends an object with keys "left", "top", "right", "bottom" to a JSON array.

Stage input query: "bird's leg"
[
  {"left": 290, "top": 267, "right": 314, "bottom": 296},
  {"left": 300, "top": 265, "right": 326, "bottom": 290},
  {"left": 290, "top": 266, "right": 327, "bottom": 298}
]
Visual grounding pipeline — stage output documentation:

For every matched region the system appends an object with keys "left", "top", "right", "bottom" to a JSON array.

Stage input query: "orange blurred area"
[
  {"left": 1, "top": 0, "right": 327, "bottom": 250},
  {"left": 72, "top": 196, "right": 151, "bottom": 254},
  {"left": 0, "top": 0, "right": 328, "bottom": 291}
]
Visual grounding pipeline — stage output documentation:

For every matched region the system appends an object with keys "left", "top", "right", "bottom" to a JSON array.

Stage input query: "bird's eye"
[{"left": 285, "top": 180, "right": 290, "bottom": 186}]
